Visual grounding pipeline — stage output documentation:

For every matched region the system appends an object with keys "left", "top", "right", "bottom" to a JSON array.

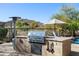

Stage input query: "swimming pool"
[{"left": 73, "top": 37, "right": 79, "bottom": 44}]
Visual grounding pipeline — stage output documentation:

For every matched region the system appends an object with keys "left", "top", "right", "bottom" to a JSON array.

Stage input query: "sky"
[{"left": 0, "top": 3, "right": 79, "bottom": 23}]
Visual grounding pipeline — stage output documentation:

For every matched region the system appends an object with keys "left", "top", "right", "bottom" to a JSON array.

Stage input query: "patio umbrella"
[
  {"left": 45, "top": 19, "right": 65, "bottom": 24},
  {"left": 45, "top": 19, "right": 66, "bottom": 36}
]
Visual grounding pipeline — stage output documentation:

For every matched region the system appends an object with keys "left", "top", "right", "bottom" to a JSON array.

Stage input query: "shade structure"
[
  {"left": 45, "top": 19, "right": 65, "bottom": 24},
  {"left": 45, "top": 19, "right": 66, "bottom": 36}
]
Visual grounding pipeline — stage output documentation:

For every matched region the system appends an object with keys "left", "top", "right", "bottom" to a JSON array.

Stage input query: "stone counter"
[
  {"left": 45, "top": 37, "right": 73, "bottom": 41},
  {"left": 42, "top": 37, "right": 72, "bottom": 56}
]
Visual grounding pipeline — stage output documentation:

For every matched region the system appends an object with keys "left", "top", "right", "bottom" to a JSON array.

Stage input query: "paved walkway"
[
  {"left": 0, "top": 42, "right": 37, "bottom": 56},
  {"left": 0, "top": 42, "right": 79, "bottom": 56}
]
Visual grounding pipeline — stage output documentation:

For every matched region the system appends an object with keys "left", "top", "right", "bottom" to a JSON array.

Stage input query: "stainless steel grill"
[
  {"left": 28, "top": 31, "right": 45, "bottom": 44},
  {"left": 27, "top": 30, "right": 46, "bottom": 55}
]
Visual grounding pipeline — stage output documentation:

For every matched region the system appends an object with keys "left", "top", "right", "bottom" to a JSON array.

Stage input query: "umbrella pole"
[
  {"left": 53, "top": 24, "right": 55, "bottom": 32},
  {"left": 53, "top": 24, "right": 56, "bottom": 37}
]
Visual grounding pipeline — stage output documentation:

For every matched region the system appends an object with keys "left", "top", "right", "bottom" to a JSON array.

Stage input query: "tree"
[
  {"left": 29, "top": 21, "right": 39, "bottom": 28},
  {"left": 16, "top": 20, "right": 30, "bottom": 28},
  {"left": 52, "top": 5, "right": 79, "bottom": 21},
  {"left": 52, "top": 5, "right": 79, "bottom": 36},
  {"left": 0, "top": 28, "right": 8, "bottom": 41},
  {"left": 44, "top": 24, "right": 53, "bottom": 30},
  {"left": 16, "top": 20, "right": 23, "bottom": 28},
  {"left": 61, "top": 5, "right": 79, "bottom": 20},
  {"left": 67, "top": 20, "right": 79, "bottom": 36}
]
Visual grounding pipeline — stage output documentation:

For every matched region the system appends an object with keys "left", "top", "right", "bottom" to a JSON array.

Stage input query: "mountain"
[
  {"left": 21, "top": 19, "right": 44, "bottom": 27},
  {"left": 4, "top": 19, "right": 44, "bottom": 28}
]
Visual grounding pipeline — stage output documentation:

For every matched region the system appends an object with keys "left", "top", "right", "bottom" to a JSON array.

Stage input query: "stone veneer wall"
[
  {"left": 14, "top": 37, "right": 31, "bottom": 53},
  {"left": 42, "top": 39, "right": 71, "bottom": 56},
  {"left": 62, "top": 40, "right": 71, "bottom": 56}
]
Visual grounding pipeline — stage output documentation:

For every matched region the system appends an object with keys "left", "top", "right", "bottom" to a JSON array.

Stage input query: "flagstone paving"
[
  {"left": 0, "top": 42, "right": 79, "bottom": 56},
  {"left": 0, "top": 42, "right": 37, "bottom": 56}
]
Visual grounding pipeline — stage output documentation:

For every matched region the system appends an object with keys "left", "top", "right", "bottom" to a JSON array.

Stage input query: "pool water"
[{"left": 73, "top": 38, "right": 79, "bottom": 44}]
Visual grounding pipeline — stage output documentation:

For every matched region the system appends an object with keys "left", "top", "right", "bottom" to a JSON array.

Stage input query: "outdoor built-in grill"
[
  {"left": 27, "top": 30, "right": 46, "bottom": 55},
  {"left": 28, "top": 31, "right": 46, "bottom": 44}
]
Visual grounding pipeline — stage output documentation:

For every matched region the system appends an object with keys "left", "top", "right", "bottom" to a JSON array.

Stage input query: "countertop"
[
  {"left": 45, "top": 37, "right": 73, "bottom": 42},
  {"left": 16, "top": 36, "right": 73, "bottom": 42}
]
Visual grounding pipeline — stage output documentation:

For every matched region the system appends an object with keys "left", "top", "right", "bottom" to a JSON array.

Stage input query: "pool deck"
[
  {"left": 0, "top": 42, "right": 79, "bottom": 56},
  {"left": 70, "top": 43, "right": 79, "bottom": 56}
]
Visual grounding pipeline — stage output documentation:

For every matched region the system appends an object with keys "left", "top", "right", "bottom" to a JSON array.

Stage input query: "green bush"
[{"left": 0, "top": 28, "right": 8, "bottom": 41}]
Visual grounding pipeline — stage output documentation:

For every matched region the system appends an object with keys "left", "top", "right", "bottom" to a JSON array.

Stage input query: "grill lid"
[
  {"left": 28, "top": 30, "right": 45, "bottom": 37},
  {"left": 28, "top": 30, "right": 45, "bottom": 43}
]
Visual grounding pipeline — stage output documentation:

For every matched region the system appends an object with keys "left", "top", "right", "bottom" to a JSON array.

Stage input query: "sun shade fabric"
[{"left": 45, "top": 19, "right": 65, "bottom": 24}]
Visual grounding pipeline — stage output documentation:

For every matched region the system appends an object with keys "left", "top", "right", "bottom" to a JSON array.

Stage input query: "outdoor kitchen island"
[
  {"left": 15, "top": 36, "right": 72, "bottom": 56},
  {"left": 42, "top": 37, "right": 72, "bottom": 56}
]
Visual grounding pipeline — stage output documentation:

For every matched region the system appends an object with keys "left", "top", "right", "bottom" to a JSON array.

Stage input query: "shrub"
[{"left": 0, "top": 28, "right": 8, "bottom": 41}]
